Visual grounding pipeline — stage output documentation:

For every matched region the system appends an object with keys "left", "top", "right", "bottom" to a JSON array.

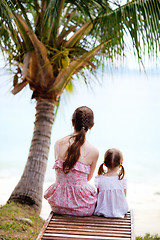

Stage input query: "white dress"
[{"left": 94, "top": 175, "right": 128, "bottom": 218}]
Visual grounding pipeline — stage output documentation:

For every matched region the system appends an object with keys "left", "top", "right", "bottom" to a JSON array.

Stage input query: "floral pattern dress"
[{"left": 44, "top": 158, "right": 97, "bottom": 216}]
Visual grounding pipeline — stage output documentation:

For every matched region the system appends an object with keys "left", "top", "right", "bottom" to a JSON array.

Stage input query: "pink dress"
[{"left": 44, "top": 157, "right": 97, "bottom": 216}]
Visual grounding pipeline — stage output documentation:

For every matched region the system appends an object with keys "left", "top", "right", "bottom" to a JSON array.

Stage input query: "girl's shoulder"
[
  {"left": 122, "top": 176, "right": 127, "bottom": 186},
  {"left": 95, "top": 174, "right": 127, "bottom": 182},
  {"left": 95, "top": 174, "right": 103, "bottom": 179},
  {"left": 94, "top": 174, "right": 103, "bottom": 182},
  {"left": 94, "top": 175, "right": 127, "bottom": 189},
  {"left": 120, "top": 176, "right": 127, "bottom": 182},
  {"left": 94, "top": 175, "right": 100, "bottom": 187}
]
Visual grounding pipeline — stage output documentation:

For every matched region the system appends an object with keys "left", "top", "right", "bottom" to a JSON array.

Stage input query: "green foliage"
[
  {"left": 66, "top": 80, "right": 73, "bottom": 92},
  {"left": 0, "top": 0, "right": 159, "bottom": 98},
  {"left": 136, "top": 233, "right": 160, "bottom": 240},
  {"left": 0, "top": 202, "right": 44, "bottom": 240}
]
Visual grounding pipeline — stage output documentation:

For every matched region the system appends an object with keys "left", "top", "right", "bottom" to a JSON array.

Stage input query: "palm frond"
[
  {"left": 92, "top": 0, "right": 160, "bottom": 59},
  {"left": 57, "top": 24, "right": 79, "bottom": 47},
  {"left": 15, "top": 14, "right": 54, "bottom": 86},
  {"left": 50, "top": 39, "right": 112, "bottom": 96},
  {"left": 42, "top": 0, "right": 64, "bottom": 43},
  {"left": 15, "top": 0, "right": 33, "bottom": 30},
  {"left": 64, "top": 21, "right": 93, "bottom": 47},
  {"left": 0, "top": 0, "right": 33, "bottom": 52},
  {"left": 11, "top": 79, "right": 28, "bottom": 95}
]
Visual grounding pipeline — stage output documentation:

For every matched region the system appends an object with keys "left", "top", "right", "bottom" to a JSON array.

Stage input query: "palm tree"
[{"left": 0, "top": 0, "right": 159, "bottom": 213}]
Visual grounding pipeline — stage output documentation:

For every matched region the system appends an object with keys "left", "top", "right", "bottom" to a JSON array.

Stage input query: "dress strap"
[
  {"left": 81, "top": 151, "right": 90, "bottom": 160},
  {"left": 56, "top": 141, "right": 60, "bottom": 158}
]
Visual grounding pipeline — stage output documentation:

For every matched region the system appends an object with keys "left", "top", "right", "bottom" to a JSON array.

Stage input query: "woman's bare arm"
[{"left": 87, "top": 150, "right": 99, "bottom": 181}]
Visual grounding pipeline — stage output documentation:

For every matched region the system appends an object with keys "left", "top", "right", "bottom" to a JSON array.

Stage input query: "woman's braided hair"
[{"left": 63, "top": 106, "right": 94, "bottom": 173}]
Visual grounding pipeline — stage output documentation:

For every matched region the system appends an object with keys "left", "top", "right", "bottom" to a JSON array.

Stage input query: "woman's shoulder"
[
  {"left": 54, "top": 135, "right": 72, "bottom": 159},
  {"left": 55, "top": 135, "right": 71, "bottom": 144},
  {"left": 82, "top": 141, "right": 99, "bottom": 165},
  {"left": 85, "top": 141, "right": 99, "bottom": 157},
  {"left": 55, "top": 135, "right": 72, "bottom": 148}
]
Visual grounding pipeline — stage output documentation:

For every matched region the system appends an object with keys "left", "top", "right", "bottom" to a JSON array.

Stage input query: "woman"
[{"left": 44, "top": 106, "right": 99, "bottom": 216}]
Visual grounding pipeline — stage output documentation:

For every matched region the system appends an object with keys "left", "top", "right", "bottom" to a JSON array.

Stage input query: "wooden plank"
[
  {"left": 43, "top": 230, "right": 131, "bottom": 237},
  {"left": 38, "top": 210, "right": 135, "bottom": 240},
  {"left": 36, "top": 212, "right": 53, "bottom": 240},
  {"left": 45, "top": 229, "right": 131, "bottom": 236},
  {"left": 53, "top": 215, "right": 131, "bottom": 219},
  {"left": 50, "top": 218, "right": 131, "bottom": 224},
  {"left": 42, "top": 233, "right": 131, "bottom": 239},
  {"left": 49, "top": 221, "right": 131, "bottom": 228},
  {"left": 50, "top": 216, "right": 131, "bottom": 222},
  {"left": 46, "top": 223, "right": 131, "bottom": 229},
  {"left": 46, "top": 225, "right": 131, "bottom": 232},
  {"left": 50, "top": 220, "right": 131, "bottom": 225},
  {"left": 42, "top": 237, "right": 131, "bottom": 240}
]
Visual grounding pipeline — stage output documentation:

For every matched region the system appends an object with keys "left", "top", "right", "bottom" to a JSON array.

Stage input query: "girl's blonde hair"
[{"left": 98, "top": 148, "right": 125, "bottom": 180}]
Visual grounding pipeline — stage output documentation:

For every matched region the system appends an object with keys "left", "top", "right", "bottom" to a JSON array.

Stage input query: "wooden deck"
[{"left": 37, "top": 210, "right": 135, "bottom": 240}]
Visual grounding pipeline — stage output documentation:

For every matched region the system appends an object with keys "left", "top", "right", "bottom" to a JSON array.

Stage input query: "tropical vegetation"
[{"left": 0, "top": 0, "right": 159, "bottom": 213}]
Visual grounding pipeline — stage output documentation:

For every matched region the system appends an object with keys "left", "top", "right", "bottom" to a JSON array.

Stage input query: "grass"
[
  {"left": 0, "top": 202, "right": 159, "bottom": 240},
  {"left": 136, "top": 234, "right": 160, "bottom": 240},
  {"left": 0, "top": 202, "right": 44, "bottom": 240}
]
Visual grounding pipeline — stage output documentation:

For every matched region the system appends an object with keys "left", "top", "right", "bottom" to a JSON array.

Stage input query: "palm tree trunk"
[{"left": 8, "top": 99, "right": 55, "bottom": 213}]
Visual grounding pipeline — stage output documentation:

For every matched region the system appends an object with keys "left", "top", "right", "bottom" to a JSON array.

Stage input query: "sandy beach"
[{"left": 1, "top": 177, "right": 159, "bottom": 236}]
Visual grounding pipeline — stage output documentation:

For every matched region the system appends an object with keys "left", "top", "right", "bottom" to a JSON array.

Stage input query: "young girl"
[
  {"left": 94, "top": 148, "right": 128, "bottom": 218},
  {"left": 44, "top": 106, "right": 99, "bottom": 216}
]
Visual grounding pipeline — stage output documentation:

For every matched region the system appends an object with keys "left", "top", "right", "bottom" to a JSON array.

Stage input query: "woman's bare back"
[{"left": 54, "top": 135, "right": 99, "bottom": 181}]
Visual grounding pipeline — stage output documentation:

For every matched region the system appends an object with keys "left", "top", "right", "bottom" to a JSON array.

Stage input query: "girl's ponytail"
[
  {"left": 98, "top": 163, "right": 105, "bottom": 175},
  {"left": 118, "top": 165, "right": 125, "bottom": 180}
]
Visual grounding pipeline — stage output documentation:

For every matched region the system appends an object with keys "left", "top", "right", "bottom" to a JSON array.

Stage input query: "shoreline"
[{"left": 1, "top": 178, "right": 160, "bottom": 236}]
